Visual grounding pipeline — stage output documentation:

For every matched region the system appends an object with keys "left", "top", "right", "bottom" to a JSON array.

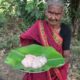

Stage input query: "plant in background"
[
  {"left": 15, "top": 0, "right": 47, "bottom": 31},
  {"left": 22, "top": 0, "right": 46, "bottom": 30},
  {"left": 0, "top": 13, "right": 7, "bottom": 28}
]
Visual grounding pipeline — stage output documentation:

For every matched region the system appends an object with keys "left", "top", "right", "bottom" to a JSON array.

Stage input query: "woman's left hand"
[{"left": 63, "top": 50, "right": 72, "bottom": 63}]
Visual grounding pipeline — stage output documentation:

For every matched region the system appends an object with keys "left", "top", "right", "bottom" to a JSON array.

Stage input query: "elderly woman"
[{"left": 20, "top": 0, "right": 71, "bottom": 80}]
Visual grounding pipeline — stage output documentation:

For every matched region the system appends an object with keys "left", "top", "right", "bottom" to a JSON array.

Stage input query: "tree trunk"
[{"left": 69, "top": 0, "right": 80, "bottom": 39}]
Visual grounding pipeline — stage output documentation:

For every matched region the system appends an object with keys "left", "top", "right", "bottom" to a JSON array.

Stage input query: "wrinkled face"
[{"left": 45, "top": 5, "right": 64, "bottom": 26}]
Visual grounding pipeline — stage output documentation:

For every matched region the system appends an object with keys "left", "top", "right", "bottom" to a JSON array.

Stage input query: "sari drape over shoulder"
[{"left": 20, "top": 20, "right": 69, "bottom": 80}]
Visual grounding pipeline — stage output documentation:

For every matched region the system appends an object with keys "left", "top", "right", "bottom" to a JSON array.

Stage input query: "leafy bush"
[
  {"left": 0, "top": 13, "right": 7, "bottom": 28},
  {"left": 0, "top": 34, "right": 20, "bottom": 50},
  {"left": 23, "top": 1, "right": 46, "bottom": 29}
]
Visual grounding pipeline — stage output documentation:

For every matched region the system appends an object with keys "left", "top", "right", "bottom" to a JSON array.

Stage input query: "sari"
[{"left": 20, "top": 20, "right": 69, "bottom": 80}]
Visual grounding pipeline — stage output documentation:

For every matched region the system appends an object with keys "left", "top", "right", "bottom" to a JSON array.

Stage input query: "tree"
[{"left": 69, "top": 0, "right": 80, "bottom": 39}]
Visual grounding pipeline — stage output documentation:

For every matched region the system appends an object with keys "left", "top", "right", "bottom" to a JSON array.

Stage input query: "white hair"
[{"left": 45, "top": 0, "right": 64, "bottom": 7}]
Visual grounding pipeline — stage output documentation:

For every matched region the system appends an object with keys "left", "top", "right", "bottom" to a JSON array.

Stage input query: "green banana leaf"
[{"left": 5, "top": 44, "right": 65, "bottom": 73}]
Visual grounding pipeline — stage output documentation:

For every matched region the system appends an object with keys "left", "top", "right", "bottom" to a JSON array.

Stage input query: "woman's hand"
[{"left": 63, "top": 50, "right": 72, "bottom": 64}]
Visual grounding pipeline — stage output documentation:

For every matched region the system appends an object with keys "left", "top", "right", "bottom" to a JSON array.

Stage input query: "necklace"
[{"left": 50, "top": 26, "right": 63, "bottom": 45}]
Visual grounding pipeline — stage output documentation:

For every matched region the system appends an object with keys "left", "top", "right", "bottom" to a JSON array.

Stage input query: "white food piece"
[
  {"left": 25, "top": 54, "right": 36, "bottom": 61},
  {"left": 21, "top": 54, "right": 47, "bottom": 69},
  {"left": 31, "top": 59, "right": 42, "bottom": 69},
  {"left": 31, "top": 56, "right": 47, "bottom": 69},
  {"left": 21, "top": 54, "right": 36, "bottom": 68},
  {"left": 37, "top": 56, "right": 47, "bottom": 65},
  {"left": 21, "top": 58, "right": 31, "bottom": 67}
]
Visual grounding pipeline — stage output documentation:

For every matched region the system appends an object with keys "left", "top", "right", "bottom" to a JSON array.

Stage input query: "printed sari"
[{"left": 20, "top": 20, "right": 69, "bottom": 80}]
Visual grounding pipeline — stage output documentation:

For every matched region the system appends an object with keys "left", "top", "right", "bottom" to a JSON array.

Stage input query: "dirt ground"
[{"left": 0, "top": 49, "right": 24, "bottom": 80}]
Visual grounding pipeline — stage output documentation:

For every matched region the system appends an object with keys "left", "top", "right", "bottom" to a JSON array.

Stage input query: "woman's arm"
[
  {"left": 62, "top": 26, "right": 72, "bottom": 63},
  {"left": 20, "top": 20, "right": 41, "bottom": 46}
]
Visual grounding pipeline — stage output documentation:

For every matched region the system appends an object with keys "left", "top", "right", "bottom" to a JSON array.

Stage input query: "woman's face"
[{"left": 45, "top": 5, "right": 64, "bottom": 26}]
